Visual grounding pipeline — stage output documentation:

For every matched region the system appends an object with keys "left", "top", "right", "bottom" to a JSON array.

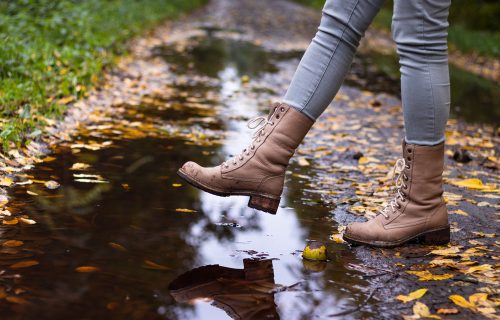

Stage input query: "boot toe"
[{"left": 180, "top": 161, "right": 202, "bottom": 178}]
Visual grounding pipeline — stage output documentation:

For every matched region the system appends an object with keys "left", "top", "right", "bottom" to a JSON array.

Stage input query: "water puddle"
[{"left": 0, "top": 29, "right": 373, "bottom": 319}]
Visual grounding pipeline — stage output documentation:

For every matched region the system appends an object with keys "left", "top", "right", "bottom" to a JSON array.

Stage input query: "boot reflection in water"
[
  {"left": 177, "top": 0, "right": 452, "bottom": 247},
  {"left": 168, "top": 259, "right": 279, "bottom": 320}
]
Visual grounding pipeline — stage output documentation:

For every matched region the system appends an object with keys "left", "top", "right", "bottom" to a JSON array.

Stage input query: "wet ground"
[{"left": 0, "top": 0, "right": 498, "bottom": 319}]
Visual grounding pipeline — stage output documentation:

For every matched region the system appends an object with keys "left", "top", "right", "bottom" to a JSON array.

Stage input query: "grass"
[
  {"left": 0, "top": 0, "right": 206, "bottom": 152},
  {"left": 293, "top": 1, "right": 500, "bottom": 57}
]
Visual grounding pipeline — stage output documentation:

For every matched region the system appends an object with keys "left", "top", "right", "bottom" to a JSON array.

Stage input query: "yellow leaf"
[
  {"left": 6, "top": 296, "right": 29, "bottom": 304},
  {"left": 463, "top": 264, "right": 492, "bottom": 274},
  {"left": 437, "top": 308, "right": 459, "bottom": 315},
  {"left": 407, "top": 270, "right": 453, "bottom": 281},
  {"left": 70, "top": 163, "right": 91, "bottom": 171},
  {"left": 3, "top": 218, "right": 18, "bottom": 225},
  {"left": 108, "top": 242, "right": 127, "bottom": 252},
  {"left": 430, "top": 246, "right": 461, "bottom": 256},
  {"left": 142, "top": 260, "right": 169, "bottom": 271},
  {"left": 19, "top": 217, "right": 36, "bottom": 225},
  {"left": 10, "top": 260, "right": 39, "bottom": 269},
  {"left": 302, "top": 241, "right": 327, "bottom": 261},
  {"left": 469, "top": 293, "right": 488, "bottom": 305},
  {"left": 451, "top": 209, "right": 469, "bottom": 216},
  {"left": 297, "top": 157, "right": 310, "bottom": 166},
  {"left": 2, "top": 240, "right": 24, "bottom": 247},
  {"left": 0, "top": 177, "right": 14, "bottom": 187},
  {"left": 175, "top": 208, "right": 196, "bottom": 213},
  {"left": 330, "top": 233, "right": 345, "bottom": 244},
  {"left": 26, "top": 190, "right": 38, "bottom": 196},
  {"left": 172, "top": 183, "right": 182, "bottom": 187},
  {"left": 397, "top": 288, "right": 428, "bottom": 303},
  {"left": 75, "top": 266, "right": 100, "bottom": 273},
  {"left": 448, "top": 178, "right": 498, "bottom": 192},
  {"left": 449, "top": 295, "right": 475, "bottom": 309},
  {"left": 413, "top": 301, "right": 441, "bottom": 319}
]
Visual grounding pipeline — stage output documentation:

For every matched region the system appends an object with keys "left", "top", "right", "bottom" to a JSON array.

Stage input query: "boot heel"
[
  {"left": 248, "top": 195, "right": 280, "bottom": 214},
  {"left": 419, "top": 226, "right": 450, "bottom": 245}
]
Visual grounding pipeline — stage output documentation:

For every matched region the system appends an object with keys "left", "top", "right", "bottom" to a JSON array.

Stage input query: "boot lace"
[
  {"left": 379, "top": 158, "right": 409, "bottom": 218},
  {"left": 222, "top": 108, "right": 278, "bottom": 169}
]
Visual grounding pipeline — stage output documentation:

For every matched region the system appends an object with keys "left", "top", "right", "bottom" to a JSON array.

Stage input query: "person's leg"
[
  {"left": 395, "top": 0, "right": 451, "bottom": 145},
  {"left": 284, "top": 0, "right": 385, "bottom": 120},
  {"left": 178, "top": 0, "right": 385, "bottom": 213},
  {"left": 344, "top": 0, "right": 452, "bottom": 247}
]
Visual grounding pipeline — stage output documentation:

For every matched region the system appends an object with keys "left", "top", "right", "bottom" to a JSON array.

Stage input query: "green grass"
[
  {"left": 293, "top": 1, "right": 500, "bottom": 57},
  {"left": 0, "top": 0, "right": 206, "bottom": 151}
]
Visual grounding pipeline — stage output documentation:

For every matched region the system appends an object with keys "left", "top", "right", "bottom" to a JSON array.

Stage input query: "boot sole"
[
  {"left": 343, "top": 225, "right": 450, "bottom": 248},
  {"left": 176, "top": 169, "right": 280, "bottom": 214}
]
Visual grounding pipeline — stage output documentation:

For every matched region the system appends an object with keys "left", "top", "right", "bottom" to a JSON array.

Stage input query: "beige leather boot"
[
  {"left": 343, "top": 141, "right": 450, "bottom": 247},
  {"left": 177, "top": 103, "right": 314, "bottom": 214}
]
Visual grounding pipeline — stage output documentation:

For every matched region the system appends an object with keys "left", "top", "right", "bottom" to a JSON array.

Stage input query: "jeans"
[{"left": 283, "top": 0, "right": 451, "bottom": 146}]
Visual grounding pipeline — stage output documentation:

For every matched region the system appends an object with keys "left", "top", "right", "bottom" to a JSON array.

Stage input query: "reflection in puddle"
[
  {"left": 169, "top": 259, "right": 279, "bottom": 320},
  {"left": 1, "top": 29, "right": 369, "bottom": 319}
]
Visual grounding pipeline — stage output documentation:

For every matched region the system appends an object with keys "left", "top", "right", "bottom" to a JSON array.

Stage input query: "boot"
[
  {"left": 177, "top": 103, "right": 314, "bottom": 214},
  {"left": 343, "top": 141, "right": 450, "bottom": 247}
]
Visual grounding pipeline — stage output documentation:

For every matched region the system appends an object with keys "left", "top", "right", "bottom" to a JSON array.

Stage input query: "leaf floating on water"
[
  {"left": 329, "top": 233, "right": 345, "bottom": 244},
  {"left": 75, "top": 266, "right": 100, "bottom": 273},
  {"left": 175, "top": 208, "right": 196, "bottom": 213},
  {"left": 108, "top": 242, "right": 127, "bottom": 252},
  {"left": 5, "top": 296, "right": 29, "bottom": 305},
  {"left": 10, "top": 260, "right": 39, "bottom": 269},
  {"left": 70, "top": 163, "right": 91, "bottom": 171},
  {"left": 45, "top": 180, "right": 60, "bottom": 190},
  {"left": 302, "top": 241, "right": 327, "bottom": 261},
  {"left": 74, "top": 179, "right": 109, "bottom": 184},
  {"left": 172, "top": 183, "right": 182, "bottom": 187},
  {"left": 142, "top": 260, "right": 170, "bottom": 271},
  {"left": 19, "top": 217, "right": 36, "bottom": 225},
  {"left": 26, "top": 190, "right": 38, "bottom": 196},
  {"left": 0, "top": 177, "right": 14, "bottom": 187},
  {"left": 3, "top": 240, "right": 24, "bottom": 247},
  {"left": 397, "top": 288, "right": 428, "bottom": 303},
  {"left": 3, "top": 218, "right": 18, "bottom": 225}
]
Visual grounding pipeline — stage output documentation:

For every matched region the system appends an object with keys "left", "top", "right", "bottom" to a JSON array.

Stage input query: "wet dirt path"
[{"left": 0, "top": 0, "right": 498, "bottom": 319}]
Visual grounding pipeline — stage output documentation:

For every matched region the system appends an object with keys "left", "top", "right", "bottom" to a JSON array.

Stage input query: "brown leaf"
[
  {"left": 10, "top": 260, "right": 39, "bottom": 269},
  {"left": 75, "top": 266, "right": 100, "bottom": 273},
  {"left": 2, "top": 240, "right": 24, "bottom": 247},
  {"left": 142, "top": 260, "right": 169, "bottom": 271}
]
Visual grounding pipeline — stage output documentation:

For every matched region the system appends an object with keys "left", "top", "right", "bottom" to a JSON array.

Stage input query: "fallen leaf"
[
  {"left": 451, "top": 209, "right": 469, "bottom": 216},
  {"left": 330, "top": 233, "right": 345, "bottom": 244},
  {"left": 0, "top": 177, "right": 14, "bottom": 187},
  {"left": 19, "top": 217, "right": 36, "bottom": 225},
  {"left": 297, "top": 157, "right": 310, "bottom": 166},
  {"left": 412, "top": 301, "right": 441, "bottom": 319},
  {"left": 108, "top": 242, "right": 127, "bottom": 252},
  {"left": 26, "top": 190, "right": 38, "bottom": 196},
  {"left": 75, "top": 266, "right": 100, "bottom": 273},
  {"left": 463, "top": 264, "right": 492, "bottom": 274},
  {"left": 449, "top": 294, "right": 475, "bottom": 309},
  {"left": 397, "top": 288, "right": 428, "bottom": 303},
  {"left": 142, "top": 260, "right": 170, "bottom": 271},
  {"left": 70, "top": 163, "right": 91, "bottom": 170},
  {"left": 6, "top": 296, "right": 29, "bottom": 304},
  {"left": 2, "top": 240, "right": 24, "bottom": 247},
  {"left": 45, "top": 180, "right": 60, "bottom": 190},
  {"left": 172, "top": 183, "right": 182, "bottom": 187},
  {"left": 437, "top": 308, "right": 459, "bottom": 315},
  {"left": 175, "top": 208, "right": 196, "bottom": 213},
  {"left": 407, "top": 270, "right": 454, "bottom": 281},
  {"left": 3, "top": 218, "right": 18, "bottom": 225},
  {"left": 430, "top": 246, "right": 461, "bottom": 256},
  {"left": 10, "top": 260, "right": 39, "bottom": 269}
]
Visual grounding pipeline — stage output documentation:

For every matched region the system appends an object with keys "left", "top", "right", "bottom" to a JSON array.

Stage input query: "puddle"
[
  {"left": 152, "top": 35, "right": 303, "bottom": 78},
  {"left": 0, "top": 31, "right": 372, "bottom": 319}
]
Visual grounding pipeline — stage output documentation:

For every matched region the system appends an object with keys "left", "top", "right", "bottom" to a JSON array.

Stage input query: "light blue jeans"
[{"left": 283, "top": 0, "right": 451, "bottom": 145}]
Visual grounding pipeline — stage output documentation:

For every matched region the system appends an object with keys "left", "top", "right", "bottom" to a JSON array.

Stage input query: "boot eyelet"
[
  {"left": 403, "top": 174, "right": 408, "bottom": 181},
  {"left": 403, "top": 184, "right": 408, "bottom": 189},
  {"left": 251, "top": 146, "right": 255, "bottom": 150},
  {"left": 276, "top": 114, "right": 280, "bottom": 119},
  {"left": 280, "top": 107, "right": 285, "bottom": 112},
  {"left": 405, "top": 164, "right": 410, "bottom": 169},
  {"left": 407, "top": 149, "right": 412, "bottom": 153},
  {"left": 407, "top": 156, "right": 411, "bottom": 162}
]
